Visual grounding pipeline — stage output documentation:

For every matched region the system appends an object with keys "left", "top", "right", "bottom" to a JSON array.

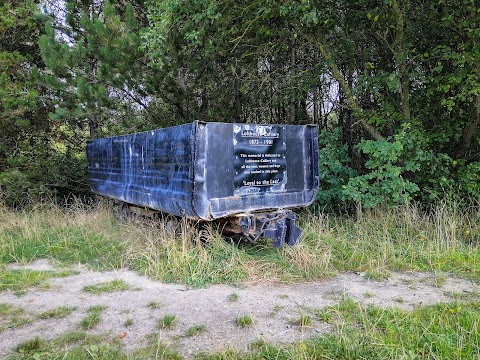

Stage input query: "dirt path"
[{"left": 1, "top": 260, "right": 478, "bottom": 358}]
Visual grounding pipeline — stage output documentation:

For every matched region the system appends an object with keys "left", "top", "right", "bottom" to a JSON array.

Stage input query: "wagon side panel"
[{"left": 86, "top": 123, "right": 198, "bottom": 218}]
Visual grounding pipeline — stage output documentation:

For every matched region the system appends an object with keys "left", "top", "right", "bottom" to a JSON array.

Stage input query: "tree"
[
  {"left": 2, "top": 0, "right": 477, "bottom": 208},
  {"left": 0, "top": 0, "right": 46, "bottom": 165},
  {"left": 143, "top": 0, "right": 323, "bottom": 124},
  {"left": 143, "top": 0, "right": 479, "bottom": 206},
  {"left": 0, "top": 0, "right": 66, "bottom": 207},
  {"left": 40, "top": 0, "right": 145, "bottom": 139}
]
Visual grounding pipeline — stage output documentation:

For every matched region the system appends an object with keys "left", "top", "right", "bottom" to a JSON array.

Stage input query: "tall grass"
[
  {"left": 0, "top": 200, "right": 478, "bottom": 285},
  {"left": 125, "top": 218, "right": 250, "bottom": 286},
  {"left": 301, "top": 202, "right": 479, "bottom": 280},
  {"left": 0, "top": 200, "right": 128, "bottom": 270}
]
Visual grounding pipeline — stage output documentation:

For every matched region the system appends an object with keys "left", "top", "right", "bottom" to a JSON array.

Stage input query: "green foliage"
[
  {"left": 315, "top": 127, "right": 356, "bottom": 209},
  {"left": 343, "top": 125, "right": 426, "bottom": 208},
  {"left": 1, "top": 0, "right": 479, "bottom": 211},
  {"left": 411, "top": 153, "right": 479, "bottom": 203},
  {"left": 0, "top": 1, "right": 91, "bottom": 209},
  {"left": 456, "top": 162, "right": 480, "bottom": 199},
  {"left": 341, "top": 122, "right": 479, "bottom": 207},
  {"left": 40, "top": 0, "right": 175, "bottom": 136},
  {"left": 0, "top": 148, "right": 89, "bottom": 208},
  {"left": 142, "top": 0, "right": 480, "bottom": 210},
  {"left": 143, "top": 0, "right": 319, "bottom": 124}
]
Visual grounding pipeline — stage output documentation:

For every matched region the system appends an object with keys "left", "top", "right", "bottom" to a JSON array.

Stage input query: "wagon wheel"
[{"left": 119, "top": 203, "right": 131, "bottom": 223}]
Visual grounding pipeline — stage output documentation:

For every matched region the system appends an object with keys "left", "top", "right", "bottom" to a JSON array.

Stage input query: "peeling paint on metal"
[{"left": 86, "top": 121, "right": 319, "bottom": 223}]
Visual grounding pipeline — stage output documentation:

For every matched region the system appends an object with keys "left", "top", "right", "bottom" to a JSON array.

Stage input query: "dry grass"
[
  {"left": 1, "top": 199, "right": 479, "bottom": 286},
  {"left": 124, "top": 218, "right": 248, "bottom": 286},
  {"left": 0, "top": 199, "right": 127, "bottom": 269},
  {"left": 302, "top": 201, "right": 480, "bottom": 279}
]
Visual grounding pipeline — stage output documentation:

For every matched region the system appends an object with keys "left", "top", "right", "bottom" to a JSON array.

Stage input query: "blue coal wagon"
[{"left": 86, "top": 121, "right": 319, "bottom": 247}]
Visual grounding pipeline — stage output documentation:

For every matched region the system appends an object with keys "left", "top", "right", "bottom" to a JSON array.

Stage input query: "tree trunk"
[
  {"left": 455, "top": 94, "right": 480, "bottom": 159},
  {"left": 392, "top": 0, "right": 411, "bottom": 122},
  {"left": 310, "top": 30, "right": 384, "bottom": 141},
  {"left": 234, "top": 78, "right": 242, "bottom": 122},
  {"left": 289, "top": 38, "right": 296, "bottom": 124},
  {"left": 89, "top": 113, "right": 99, "bottom": 140}
]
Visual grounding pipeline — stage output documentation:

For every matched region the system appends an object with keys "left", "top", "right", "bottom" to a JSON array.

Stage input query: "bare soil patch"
[{"left": 1, "top": 260, "right": 478, "bottom": 358}]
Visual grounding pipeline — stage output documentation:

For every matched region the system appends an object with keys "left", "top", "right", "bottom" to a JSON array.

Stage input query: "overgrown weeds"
[
  {"left": 0, "top": 200, "right": 127, "bottom": 270},
  {"left": 0, "top": 200, "right": 478, "bottom": 286},
  {"left": 303, "top": 201, "right": 479, "bottom": 280}
]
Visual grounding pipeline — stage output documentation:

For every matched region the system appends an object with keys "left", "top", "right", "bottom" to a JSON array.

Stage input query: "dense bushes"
[{"left": 316, "top": 124, "right": 480, "bottom": 210}]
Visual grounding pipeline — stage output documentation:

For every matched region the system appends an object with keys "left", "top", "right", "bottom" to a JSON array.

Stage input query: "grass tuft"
[
  {"left": 228, "top": 292, "right": 239, "bottom": 302},
  {"left": 83, "top": 279, "right": 130, "bottom": 294},
  {"left": 79, "top": 305, "right": 107, "bottom": 330},
  {"left": 15, "top": 337, "right": 46, "bottom": 354},
  {"left": 235, "top": 314, "right": 254, "bottom": 327},
  {"left": 37, "top": 306, "right": 76, "bottom": 319},
  {"left": 250, "top": 338, "right": 267, "bottom": 351},
  {"left": 158, "top": 314, "right": 177, "bottom": 329},
  {"left": 147, "top": 301, "right": 161, "bottom": 309},
  {"left": 185, "top": 324, "right": 207, "bottom": 337},
  {"left": 295, "top": 313, "right": 312, "bottom": 329}
]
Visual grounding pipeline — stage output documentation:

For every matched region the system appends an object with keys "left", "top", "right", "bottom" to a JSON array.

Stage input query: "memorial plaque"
[{"left": 233, "top": 124, "right": 287, "bottom": 194}]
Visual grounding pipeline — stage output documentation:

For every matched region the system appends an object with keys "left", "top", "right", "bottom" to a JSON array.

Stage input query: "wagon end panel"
[{"left": 192, "top": 122, "right": 319, "bottom": 220}]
